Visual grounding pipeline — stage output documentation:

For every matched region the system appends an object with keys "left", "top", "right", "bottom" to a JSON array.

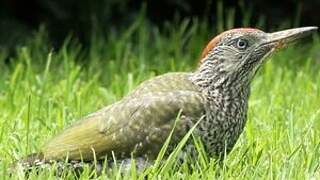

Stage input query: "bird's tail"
[
  {"left": 13, "top": 154, "right": 149, "bottom": 177},
  {"left": 14, "top": 153, "right": 46, "bottom": 173},
  {"left": 12, "top": 153, "right": 101, "bottom": 176}
]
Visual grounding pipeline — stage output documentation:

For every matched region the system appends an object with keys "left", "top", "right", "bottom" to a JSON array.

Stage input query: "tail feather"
[
  {"left": 13, "top": 154, "right": 150, "bottom": 177},
  {"left": 14, "top": 153, "right": 93, "bottom": 176},
  {"left": 18, "top": 153, "right": 45, "bottom": 169}
]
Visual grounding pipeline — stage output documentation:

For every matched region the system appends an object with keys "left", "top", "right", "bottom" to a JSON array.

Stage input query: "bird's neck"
[
  {"left": 191, "top": 67, "right": 251, "bottom": 122},
  {"left": 190, "top": 67, "right": 251, "bottom": 155},
  {"left": 191, "top": 67, "right": 251, "bottom": 99}
]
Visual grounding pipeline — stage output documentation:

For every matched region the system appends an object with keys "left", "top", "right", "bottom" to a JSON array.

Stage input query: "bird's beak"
[{"left": 266, "top": 26, "right": 318, "bottom": 49}]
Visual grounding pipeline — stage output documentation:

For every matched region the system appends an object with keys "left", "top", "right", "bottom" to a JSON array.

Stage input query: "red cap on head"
[{"left": 199, "top": 28, "right": 262, "bottom": 65}]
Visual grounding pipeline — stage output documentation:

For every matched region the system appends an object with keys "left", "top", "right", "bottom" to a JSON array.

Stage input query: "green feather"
[{"left": 42, "top": 72, "right": 205, "bottom": 161}]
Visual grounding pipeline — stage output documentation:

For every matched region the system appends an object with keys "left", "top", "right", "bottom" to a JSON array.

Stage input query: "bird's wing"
[
  {"left": 42, "top": 90, "right": 205, "bottom": 161},
  {"left": 125, "top": 72, "right": 199, "bottom": 97}
]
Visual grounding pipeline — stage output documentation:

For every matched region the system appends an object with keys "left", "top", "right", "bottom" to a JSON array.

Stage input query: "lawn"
[{"left": 0, "top": 20, "right": 319, "bottom": 179}]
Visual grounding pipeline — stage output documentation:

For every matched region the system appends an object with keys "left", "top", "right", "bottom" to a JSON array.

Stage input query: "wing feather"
[{"left": 42, "top": 90, "right": 205, "bottom": 161}]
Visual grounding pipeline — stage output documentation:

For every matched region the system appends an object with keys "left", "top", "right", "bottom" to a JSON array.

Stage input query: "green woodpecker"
[{"left": 18, "top": 27, "right": 318, "bottom": 173}]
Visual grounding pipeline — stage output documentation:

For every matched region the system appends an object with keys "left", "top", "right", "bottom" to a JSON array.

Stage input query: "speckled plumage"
[
  {"left": 43, "top": 72, "right": 205, "bottom": 161},
  {"left": 16, "top": 27, "right": 318, "bottom": 174}
]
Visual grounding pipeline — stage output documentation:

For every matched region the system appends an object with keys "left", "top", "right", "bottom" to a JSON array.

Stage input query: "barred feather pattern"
[{"left": 190, "top": 51, "right": 251, "bottom": 157}]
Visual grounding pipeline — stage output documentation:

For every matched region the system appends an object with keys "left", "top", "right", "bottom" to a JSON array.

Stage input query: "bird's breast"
[{"left": 196, "top": 90, "right": 249, "bottom": 156}]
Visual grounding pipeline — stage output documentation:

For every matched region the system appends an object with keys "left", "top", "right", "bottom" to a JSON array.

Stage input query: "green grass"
[{"left": 0, "top": 20, "right": 319, "bottom": 179}]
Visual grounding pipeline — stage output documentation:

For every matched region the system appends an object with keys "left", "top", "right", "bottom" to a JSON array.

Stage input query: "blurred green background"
[
  {"left": 0, "top": 1, "right": 319, "bottom": 178},
  {"left": 0, "top": 0, "right": 319, "bottom": 57}
]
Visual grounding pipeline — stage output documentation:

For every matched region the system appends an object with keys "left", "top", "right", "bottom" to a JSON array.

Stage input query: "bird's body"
[
  {"left": 16, "top": 27, "right": 318, "bottom": 174},
  {"left": 42, "top": 71, "right": 249, "bottom": 161},
  {"left": 43, "top": 72, "right": 205, "bottom": 161}
]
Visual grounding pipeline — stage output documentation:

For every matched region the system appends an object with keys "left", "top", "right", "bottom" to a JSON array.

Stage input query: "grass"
[{"left": 0, "top": 19, "right": 319, "bottom": 179}]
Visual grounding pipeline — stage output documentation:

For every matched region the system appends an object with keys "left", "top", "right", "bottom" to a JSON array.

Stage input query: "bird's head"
[{"left": 197, "top": 27, "right": 318, "bottom": 88}]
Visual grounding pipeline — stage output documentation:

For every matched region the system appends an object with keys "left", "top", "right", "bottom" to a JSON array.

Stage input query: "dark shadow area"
[{"left": 0, "top": 0, "right": 319, "bottom": 55}]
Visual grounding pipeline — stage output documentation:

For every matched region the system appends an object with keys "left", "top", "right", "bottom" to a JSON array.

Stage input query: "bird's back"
[{"left": 41, "top": 72, "right": 205, "bottom": 161}]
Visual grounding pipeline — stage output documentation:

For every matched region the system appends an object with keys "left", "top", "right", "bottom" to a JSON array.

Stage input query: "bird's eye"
[{"left": 236, "top": 39, "right": 248, "bottom": 49}]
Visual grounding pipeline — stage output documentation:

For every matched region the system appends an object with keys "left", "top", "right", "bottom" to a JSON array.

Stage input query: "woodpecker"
[{"left": 17, "top": 27, "right": 318, "bottom": 174}]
